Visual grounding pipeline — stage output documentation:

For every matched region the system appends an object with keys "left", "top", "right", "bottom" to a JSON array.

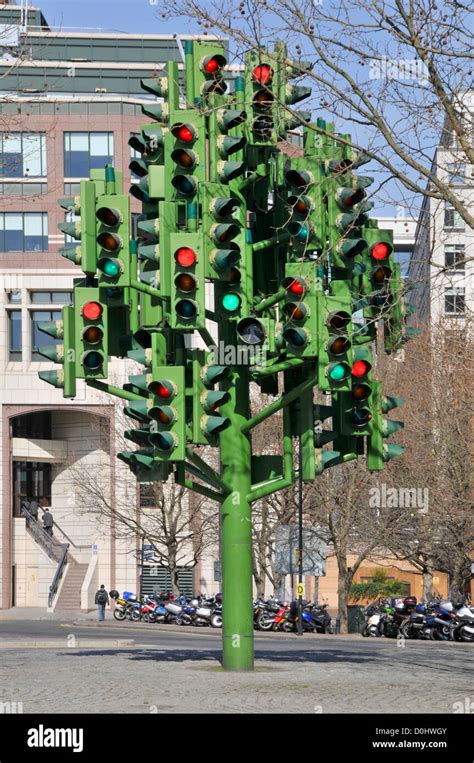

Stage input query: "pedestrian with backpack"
[{"left": 95, "top": 585, "right": 110, "bottom": 621}]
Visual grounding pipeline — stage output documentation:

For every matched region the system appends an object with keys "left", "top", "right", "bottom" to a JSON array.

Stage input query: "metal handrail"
[
  {"left": 21, "top": 507, "right": 70, "bottom": 608},
  {"left": 22, "top": 507, "right": 62, "bottom": 561},
  {"left": 48, "top": 543, "right": 70, "bottom": 609}
]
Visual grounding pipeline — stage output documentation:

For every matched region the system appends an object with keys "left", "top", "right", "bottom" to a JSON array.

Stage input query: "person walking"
[
  {"left": 28, "top": 498, "right": 40, "bottom": 522},
  {"left": 42, "top": 506, "right": 54, "bottom": 537},
  {"left": 95, "top": 585, "right": 110, "bottom": 622}
]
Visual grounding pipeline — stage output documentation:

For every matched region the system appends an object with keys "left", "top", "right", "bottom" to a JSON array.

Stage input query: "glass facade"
[
  {"left": 64, "top": 132, "right": 114, "bottom": 177},
  {"left": 0, "top": 133, "right": 47, "bottom": 177},
  {"left": 0, "top": 212, "right": 48, "bottom": 252}
]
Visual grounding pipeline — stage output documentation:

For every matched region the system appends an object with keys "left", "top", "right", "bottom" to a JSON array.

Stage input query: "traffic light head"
[{"left": 96, "top": 196, "right": 130, "bottom": 287}]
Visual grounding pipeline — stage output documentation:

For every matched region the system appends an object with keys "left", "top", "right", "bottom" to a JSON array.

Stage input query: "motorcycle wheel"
[
  {"left": 459, "top": 626, "right": 474, "bottom": 642},
  {"left": 400, "top": 621, "right": 416, "bottom": 639},
  {"left": 210, "top": 614, "right": 223, "bottom": 629},
  {"left": 361, "top": 624, "right": 369, "bottom": 637},
  {"left": 175, "top": 617, "right": 184, "bottom": 626},
  {"left": 113, "top": 610, "right": 126, "bottom": 621},
  {"left": 130, "top": 609, "right": 141, "bottom": 622},
  {"left": 182, "top": 613, "right": 193, "bottom": 626},
  {"left": 282, "top": 620, "right": 294, "bottom": 633},
  {"left": 368, "top": 625, "right": 380, "bottom": 637},
  {"left": 257, "top": 613, "right": 274, "bottom": 631},
  {"left": 324, "top": 624, "right": 333, "bottom": 635}
]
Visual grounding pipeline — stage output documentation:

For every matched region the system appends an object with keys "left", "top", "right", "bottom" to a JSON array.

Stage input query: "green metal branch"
[
  {"left": 86, "top": 379, "right": 144, "bottom": 402},
  {"left": 242, "top": 372, "right": 316, "bottom": 433},
  {"left": 186, "top": 447, "right": 228, "bottom": 493}
]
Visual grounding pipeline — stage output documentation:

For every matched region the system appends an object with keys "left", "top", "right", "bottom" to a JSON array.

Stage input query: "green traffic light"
[
  {"left": 328, "top": 363, "right": 347, "bottom": 382},
  {"left": 98, "top": 258, "right": 121, "bottom": 278},
  {"left": 221, "top": 293, "right": 241, "bottom": 312}
]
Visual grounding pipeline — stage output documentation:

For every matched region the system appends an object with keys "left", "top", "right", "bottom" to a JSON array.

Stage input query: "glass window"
[
  {"left": 64, "top": 132, "right": 114, "bottom": 177},
  {"left": 445, "top": 244, "right": 465, "bottom": 272},
  {"left": 12, "top": 411, "right": 52, "bottom": 439},
  {"left": 445, "top": 288, "right": 465, "bottom": 315},
  {"left": 30, "top": 291, "right": 72, "bottom": 304},
  {"left": 7, "top": 290, "right": 22, "bottom": 303},
  {"left": 12, "top": 461, "right": 51, "bottom": 516},
  {"left": 0, "top": 133, "right": 46, "bottom": 177},
  {"left": 444, "top": 203, "right": 464, "bottom": 230},
  {"left": 31, "top": 310, "right": 61, "bottom": 361},
  {"left": 0, "top": 212, "right": 48, "bottom": 252},
  {"left": 8, "top": 310, "right": 22, "bottom": 360},
  {"left": 64, "top": 183, "right": 81, "bottom": 196}
]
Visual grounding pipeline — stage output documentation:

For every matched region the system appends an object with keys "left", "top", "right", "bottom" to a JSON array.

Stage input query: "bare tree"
[
  {"left": 378, "top": 317, "right": 474, "bottom": 600},
  {"left": 68, "top": 395, "right": 219, "bottom": 596},
  {"left": 165, "top": 0, "right": 473, "bottom": 227}
]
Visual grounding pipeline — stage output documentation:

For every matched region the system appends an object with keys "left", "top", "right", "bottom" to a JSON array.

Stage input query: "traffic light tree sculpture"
[{"left": 39, "top": 40, "right": 414, "bottom": 671}]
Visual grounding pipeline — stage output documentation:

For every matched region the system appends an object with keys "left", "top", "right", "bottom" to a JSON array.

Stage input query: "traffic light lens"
[
  {"left": 176, "top": 299, "right": 197, "bottom": 319},
  {"left": 83, "top": 351, "right": 103, "bottom": 370},
  {"left": 175, "top": 247, "right": 197, "bottom": 267},
  {"left": 204, "top": 57, "right": 220, "bottom": 73},
  {"left": 82, "top": 301, "right": 102, "bottom": 321},
  {"left": 372, "top": 242, "right": 390, "bottom": 260},
  {"left": 328, "top": 363, "right": 347, "bottom": 381},
  {"left": 328, "top": 336, "right": 350, "bottom": 355},
  {"left": 288, "top": 279, "right": 305, "bottom": 296},
  {"left": 344, "top": 188, "right": 365, "bottom": 207},
  {"left": 253, "top": 90, "right": 274, "bottom": 109},
  {"left": 175, "top": 273, "right": 196, "bottom": 293},
  {"left": 155, "top": 407, "right": 175, "bottom": 425},
  {"left": 100, "top": 258, "right": 121, "bottom": 277},
  {"left": 237, "top": 318, "right": 266, "bottom": 345},
  {"left": 98, "top": 232, "right": 120, "bottom": 252},
  {"left": 83, "top": 326, "right": 103, "bottom": 344},
  {"left": 352, "top": 360, "right": 369, "bottom": 377},
  {"left": 352, "top": 383, "right": 370, "bottom": 401},
  {"left": 178, "top": 125, "right": 194, "bottom": 142},
  {"left": 373, "top": 266, "right": 391, "bottom": 283},
  {"left": 352, "top": 409, "right": 370, "bottom": 427},
  {"left": 328, "top": 311, "right": 351, "bottom": 330},
  {"left": 173, "top": 176, "right": 197, "bottom": 195},
  {"left": 284, "top": 328, "right": 308, "bottom": 347},
  {"left": 97, "top": 208, "right": 121, "bottom": 227},
  {"left": 154, "top": 432, "right": 177, "bottom": 452},
  {"left": 173, "top": 149, "right": 195, "bottom": 168},
  {"left": 282, "top": 304, "right": 305, "bottom": 322},
  {"left": 221, "top": 293, "right": 241, "bottom": 312},
  {"left": 155, "top": 382, "right": 173, "bottom": 399},
  {"left": 253, "top": 64, "right": 273, "bottom": 84}
]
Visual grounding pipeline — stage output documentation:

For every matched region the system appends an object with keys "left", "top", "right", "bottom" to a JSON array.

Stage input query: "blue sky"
[{"left": 36, "top": 0, "right": 198, "bottom": 35}]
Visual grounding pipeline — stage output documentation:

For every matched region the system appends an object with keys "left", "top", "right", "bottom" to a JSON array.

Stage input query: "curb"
[{"left": 0, "top": 639, "right": 136, "bottom": 649}]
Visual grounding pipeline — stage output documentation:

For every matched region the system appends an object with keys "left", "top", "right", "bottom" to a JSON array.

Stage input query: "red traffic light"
[
  {"left": 171, "top": 123, "right": 196, "bottom": 143},
  {"left": 352, "top": 360, "right": 370, "bottom": 377},
  {"left": 371, "top": 242, "right": 390, "bottom": 260},
  {"left": 282, "top": 276, "right": 306, "bottom": 296},
  {"left": 204, "top": 57, "right": 220, "bottom": 73},
  {"left": 152, "top": 381, "right": 174, "bottom": 400},
  {"left": 82, "top": 301, "right": 102, "bottom": 321},
  {"left": 175, "top": 247, "right": 197, "bottom": 267},
  {"left": 253, "top": 64, "right": 273, "bottom": 85}
]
